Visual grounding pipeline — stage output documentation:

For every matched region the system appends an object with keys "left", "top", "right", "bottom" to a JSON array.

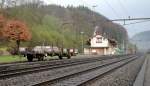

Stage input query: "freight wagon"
[{"left": 20, "top": 46, "right": 77, "bottom": 61}]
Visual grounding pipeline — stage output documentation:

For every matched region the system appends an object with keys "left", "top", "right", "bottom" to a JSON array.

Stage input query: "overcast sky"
[{"left": 43, "top": 0, "right": 150, "bottom": 38}]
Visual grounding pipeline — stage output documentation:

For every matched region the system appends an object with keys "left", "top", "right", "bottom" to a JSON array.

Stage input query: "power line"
[
  {"left": 124, "top": 19, "right": 150, "bottom": 26},
  {"left": 111, "top": 17, "right": 150, "bottom": 21},
  {"left": 110, "top": 17, "right": 150, "bottom": 25},
  {"left": 118, "top": 0, "right": 129, "bottom": 17},
  {"left": 104, "top": 0, "right": 120, "bottom": 18}
]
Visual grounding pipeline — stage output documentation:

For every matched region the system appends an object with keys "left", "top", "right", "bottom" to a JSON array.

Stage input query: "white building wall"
[
  {"left": 84, "top": 48, "right": 91, "bottom": 55},
  {"left": 91, "top": 35, "right": 109, "bottom": 48},
  {"left": 84, "top": 34, "right": 117, "bottom": 55},
  {"left": 104, "top": 48, "right": 107, "bottom": 55}
]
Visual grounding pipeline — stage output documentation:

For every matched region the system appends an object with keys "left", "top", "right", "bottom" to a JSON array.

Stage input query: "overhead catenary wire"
[
  {"left": 104, "top": 0, "right": 120, "bottom": 18},
  {"left": 111, "top": 17, "right": 150, "bottom": 21},
  {"left": 118, "top": 0, "right": 130, "bottom": 17},
  {"left": 123, "top": 19, "right": 150, "bottom": 26},
  {"left": 82, "top": 0, "right": 150, "bottom": 27}
]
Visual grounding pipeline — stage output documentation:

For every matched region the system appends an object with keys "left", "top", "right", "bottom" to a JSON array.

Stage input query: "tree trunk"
[{"left": 16, "top": 40, "right": 20, "bottom": 55}]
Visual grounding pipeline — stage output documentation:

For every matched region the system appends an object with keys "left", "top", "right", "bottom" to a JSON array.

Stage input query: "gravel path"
[
  {"left": 84, "top": 56, "right": 144, "bottom": 86},
  {"left": 0, "top": 57, "right": 123, "bottom": 86}
]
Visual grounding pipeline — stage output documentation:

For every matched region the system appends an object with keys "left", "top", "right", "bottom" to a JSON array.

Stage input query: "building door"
[{"left": 96, "top": 48, "right": 104, "bottom": 55}]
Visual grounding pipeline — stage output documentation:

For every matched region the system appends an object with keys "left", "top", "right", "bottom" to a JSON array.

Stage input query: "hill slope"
[
  {"left": 1, "top": 3, "right": 128, "bottom": 50},
  {"left": 131, "top": 30, "right": 150, "bottom": 51}
]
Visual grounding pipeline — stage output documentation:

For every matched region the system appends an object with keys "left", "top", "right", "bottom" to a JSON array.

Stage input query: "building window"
[{"left": 96, "top": 37, "right": 102, "bottom": 43}]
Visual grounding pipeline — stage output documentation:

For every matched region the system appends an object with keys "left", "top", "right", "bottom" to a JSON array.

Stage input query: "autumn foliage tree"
[
  {"left": 2, "top": 20, "right": 31, "bottom": 54},
  {"left": 0, "top": 14, "right": 5, "bottom": 38}
]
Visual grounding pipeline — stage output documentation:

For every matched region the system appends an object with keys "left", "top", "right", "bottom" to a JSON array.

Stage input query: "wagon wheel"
[
  {"left": 27, "top": 54, "right": 33, "bottom": 62},
  {"left": 58, "top": 53, "right": 63, "bottom": 59},
  {"left": 67, "top": 53, "right": 71, "bottom": 59}
]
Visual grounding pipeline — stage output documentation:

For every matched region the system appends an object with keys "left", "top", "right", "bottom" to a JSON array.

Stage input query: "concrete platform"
[
  {"left": 133, "top": 55, "right": 147, "bottom": 86},
  {"left": 144, "top": 54, "right": 150, "bottom": 86},
  {"left": 133, "top": 54, "right": 150, "bottom": 86}
]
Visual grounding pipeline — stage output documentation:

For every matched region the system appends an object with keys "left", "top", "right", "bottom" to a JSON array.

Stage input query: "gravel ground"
[
  {"left": 85, "top": 56, "right": 145, "bottom": 86},
  {"left": 0, "top": 56, "right": 104, "bottom": 73},
  {"left": 0, "top": 57, "right": 123, "bottom": 86},
  {"left": 0, "top": 55, "right": 108, "bottom": 72},
  {"left": 46, "top": 57, "right": 135, "bottom": 86}
]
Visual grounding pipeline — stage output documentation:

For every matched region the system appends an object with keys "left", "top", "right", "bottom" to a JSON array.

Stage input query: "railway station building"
[{"left": 84, "top": 26, "right": 117, "bottom": 55}]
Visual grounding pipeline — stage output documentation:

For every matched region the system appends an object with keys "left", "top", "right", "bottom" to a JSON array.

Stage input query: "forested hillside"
[
  {"left": 131, "top": 31, "right": 150, "bottom": 52},
  {"left": 0, "top": 0, "right": 128, "bottom": 49}
]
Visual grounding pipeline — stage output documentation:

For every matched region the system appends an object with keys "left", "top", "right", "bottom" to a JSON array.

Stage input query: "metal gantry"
[
  {"left": 110, "top": 17, "right": 150, "bottom": 25},
  {"left": 110, "top": 17, "right": 150, "bottom": 22}
]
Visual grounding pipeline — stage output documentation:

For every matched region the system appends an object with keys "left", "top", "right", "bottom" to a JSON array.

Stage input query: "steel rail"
[
  {"left": 0, "top": 55, "right": 130, "bottom": 79},
  {"left": 0, "top": 55, "right": 114, "bottom": 72},
  {"left": 32, "top": 55, "right": 138, "bottom": 86},
  {"left": 78, "top": 57, "right": 141, "bottom": 86}
]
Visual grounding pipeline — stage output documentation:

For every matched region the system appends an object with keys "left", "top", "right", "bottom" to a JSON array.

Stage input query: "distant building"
[{"left": 84, "top": 26, "right": 117, "bottom": 55}]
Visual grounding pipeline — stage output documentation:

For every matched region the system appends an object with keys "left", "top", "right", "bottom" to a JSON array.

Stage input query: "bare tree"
[{"left": 0, "top": 0, "right": 5, "bottom": 9}]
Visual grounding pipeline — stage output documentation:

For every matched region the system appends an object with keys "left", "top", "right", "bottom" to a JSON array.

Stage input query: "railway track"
[
  {"left": 0, "top": 56, "right": 103, "bottom": 72},
  {"left": 0, "top": 55, "right": 132, "bottom": 79},
  {"left": 32, "top": 55, "right": 140, "bottom": 86},
  {"left": 0, "top": 55, "right": 129, "bottom": 69}
]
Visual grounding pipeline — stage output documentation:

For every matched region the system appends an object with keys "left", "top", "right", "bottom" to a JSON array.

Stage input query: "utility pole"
[
  {"left": 72, "top": 22, "right": 77, "bottom": 49},
  {"left": 81, "top": 31, "right": 84, "bottom": 54},
  {"left": 42, "top": 40, "right": 45, "bottom": 49},
  {"left": 61, "top": 22, "right": 74, "bottom": 48},
  {"left": 61, "top": 22, "right": 67, "bottom": 49},
  {"left": 122, "top": 40, "right": 125, "bottom": 54},
  {"left": 92, "top": 5, "right": 98, "bottom": 28}
]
